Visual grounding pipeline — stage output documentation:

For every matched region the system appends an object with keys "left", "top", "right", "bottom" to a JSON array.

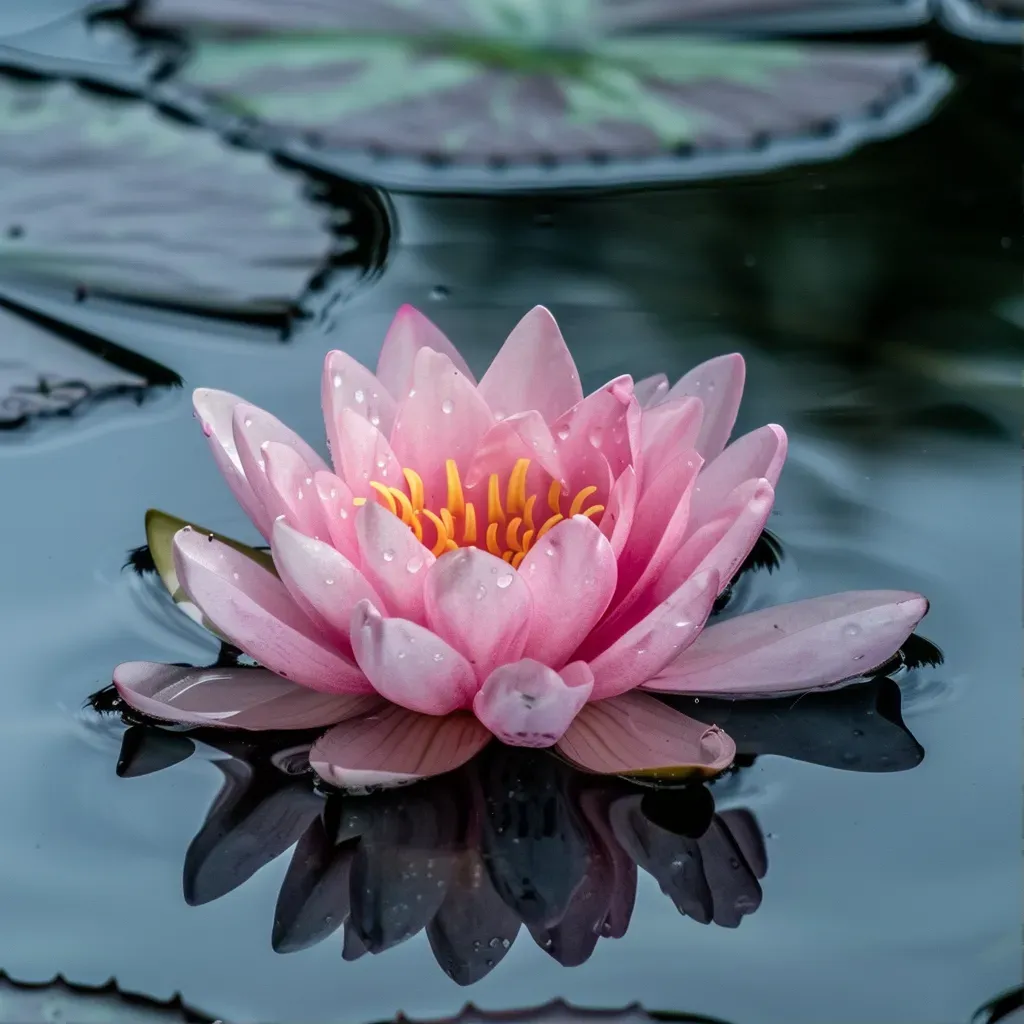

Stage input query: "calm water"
[{"left": 0, "top": 8, "right": 1020, "bottom": 1024}]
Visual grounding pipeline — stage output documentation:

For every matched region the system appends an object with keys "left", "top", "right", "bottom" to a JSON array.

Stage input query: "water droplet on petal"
[
  {"left": 441, "top": 399, "right": 454, "bottom": 414},
  {"left": 329, "top": 488, "right": 337, "bottom": 499},
  {"left": 370, "top": 413, "right": 380, "bottom": 426},
  {"left": 588, "top": 429, "right": 603, "bottom": 448},
  {"left": 406, "top": 556, "right": 423, "bottom": 573},
  {"left": 297, "top": 489, "right": 304, "bottom": 500},
  {"left": 432, "top": 652, "right": 444, "bottom": 662},
  {"left": 843, "top": 623, "right": 862, "bottom": 638},
  {"left": 376, "top": 458, "right": 386, "bottom": 470},
  {"left": 232, "top": 572, "right": 240, "bottom": 580},
  {"left": 354, "top": 389, "right": 365, "bottom": 404},
  {"left": 674, "top": 619, "right": 689, "bottom": 628},
  {"left": 325, "top": 578, "right": 334, "bottom": 585},
  {"left": 475, "top": 584, "right": 487, "bottom": 601},
  {"left": 496, "top": 574, "right": 514, "bottom": 589},
  {"left": 339, "top": 508, "right": 349, "bottom": 519},
  {"left": 408, "top": 388, "right": 416, "bottom": 398},
  {"left": 556, "top": 426, "right": 570, "bottom": 441},
  {"left": 397, "top": 651, "right": 406, "bottom": 659},
  {"left": 332, "top": 374, "right": 343, "bottom": 388},
  {"left": 544, "top": 546, "right": 555, "bottom": 557},
  {"left": 243, "top": 417, "right": 253, "bottom": 428},
  {"left": 382, "top": 549, "right": 395, "bottom": 562}
]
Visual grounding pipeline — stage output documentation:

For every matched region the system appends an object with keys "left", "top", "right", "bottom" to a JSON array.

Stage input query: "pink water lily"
[{"left": 113, "top": 305, "right": 928, "bottom": 790}]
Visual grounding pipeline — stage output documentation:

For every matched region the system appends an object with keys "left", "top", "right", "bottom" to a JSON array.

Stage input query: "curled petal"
[
  {"left": 172, "top": 527, "right": 369, "bottom": 694},
  {"left": 350, "top": 600, "right": 478, "bottom": 715},
  {"left": 310, "top": 704, "right": 491, "bottom": 790},
  {"left": 376, "top": 304, "right": 475, "bottom": 398},
  {"left": 518, "top": 516, "right": 617, "bottom": 668},
  {"left": 113, "top": 661, "right": 379, "bottom": 729},
  {"left": 478, "top": 305, "right": 583, "bottom": 425},
  {"left": 355, "top": 502, "right": 435, "bottom": 622},
  {"left": 555, "top": 691, "right": 736, "bottom": 778},
  {"left": 600, "top": 466, "right": 638, "bottom": 558},
  {"left": 668, "top": 353, "right": 745, "bottom": 461},
  {"left": 272, "top": 520, "right": 383, "bottom": 645},
  {"left": 322, "top": 349, "right": 396, "bottom": 456},
  {"left": 425, "top": 547, "right": 533, "bottom": 679},
  {"left": 474, "top": 660, "right": 593, "bottom": 747},
  {"left": 647, "top": 590, "right": 929, "bottom": 698},
  {"left": 334, "top": 407, "right": 403, "bottom": 499}
]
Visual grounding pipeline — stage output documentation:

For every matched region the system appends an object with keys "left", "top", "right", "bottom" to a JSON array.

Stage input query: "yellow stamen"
[
  {"left": 407, "top": 511, "right": 424, "bottom": 542},
  {"left": 440, "top": 507, "right": 455, "bottom": 539},
  {"left": 502, "top": 551, "right": 515, "bottom": 563},
  {"left": 445, "top": 459, "right": 465, "bottom": 518},
  {"left": 445, "top": 539, "right": 458, "bottom": 552},
  {"left": 506, "top": 516, "right": 523, "bottom": 552},
  {"left": 569, "top": 485, "right": 598, "bottom": 517},
  {"left": 463, "top": 501, "right": 477, "bottom": 544},
  {"left": 403, "top": 468, "right": 425, "bottom": 510},
  {"left": 506, "top": 458, "right": 530, "bottom": 516},
  {"left": 370, "top": 481, "right": 397, "bottom": 515},
  {"left": 511, "top": 550, "right": 527, "bottom": 569},
  {"left": 520, "top": 528, "right": 535, "bottom": 552},
  {"left": 353, "top": 497, "right": 367, "bottom": 506},
  {"left": 420, "top": 509, "right": 449, "bottom": 557},
  {"left": 536, "top": 513, "right": 563, "bottom": 541},
  {"left": 487, "top": 473, "right": 506, "bottom": 526},
  {"left": 485, "top": 521, "right": 502, "bottom": 556},
  {"left": 547, "top": 479, "right": 563, "bottom": 515},
  {"left": 581, "top": 504, "right": 605, "bottom": 519},
  {"left": 523, "top": 494, "right": 537, "bottom": 533},
  {"left": 389, "top": 487, "right": 416, "bottom": 525}
]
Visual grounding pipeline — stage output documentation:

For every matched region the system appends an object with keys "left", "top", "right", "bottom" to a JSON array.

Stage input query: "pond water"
[{"left": 0, "top": 8, "right": 1020, "bottom": 1024}]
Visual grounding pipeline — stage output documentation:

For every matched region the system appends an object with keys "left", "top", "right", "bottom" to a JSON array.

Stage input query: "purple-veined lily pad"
[
  {"left": 0, "top": 75, "right": 346, "bottom": 315},
  {"left": 937, "top": 0, "right": 1023, "bottom": 43},
  {"left": 140, "top": 0, "right": 952, "bottom": 192}
]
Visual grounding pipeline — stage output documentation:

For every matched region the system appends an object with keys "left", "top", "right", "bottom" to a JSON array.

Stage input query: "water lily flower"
[{"left": 113, "top": 305, "right": 928, "bottom": 790}]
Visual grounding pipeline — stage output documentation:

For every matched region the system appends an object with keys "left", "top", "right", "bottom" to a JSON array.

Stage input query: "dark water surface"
[{"left": 0, "top": 9, "right": 1020, "bottom": 1024}]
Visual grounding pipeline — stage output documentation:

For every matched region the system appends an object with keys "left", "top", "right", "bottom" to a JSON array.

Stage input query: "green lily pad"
[
  {"left": 141, "top": 0, "right": 952, "bottom": 192},
  {"left": 0, "top": 74, "right": 344, "bottom": 315},
  {"left": 145, "top": 508, "right": 276, "bottom": 633}
]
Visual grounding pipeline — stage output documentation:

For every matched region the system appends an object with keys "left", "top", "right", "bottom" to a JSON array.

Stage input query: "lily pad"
[
  {"left": 937, "top": 0, "right": 1023, "bottom": 43},
  {"left": 0, "top": 74, "right": 347, "bottom": 315},
  {"left": 378, "top": 1004, "right": 733, "bottom": 1024},
  {"left": 142, "top": 0, "right": 952, "bottom": 192}
]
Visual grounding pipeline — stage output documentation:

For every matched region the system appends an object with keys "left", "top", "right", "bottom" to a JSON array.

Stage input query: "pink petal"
[
  {"left": 322, "top": 349, "right": 397, "bottom": 458},
  {"left": 310, "top": 704, "right": 491, "bottom": 790},
  {"left": 172, "top": 526, "right": 370, "bottom": 694},
  {"left": 640, "top": 396, "right": 704, "bottom": 495},
  {"left": 350, "top": 600, "right": 479, "bottom": 714},
  {"left": 555, "top": 691, "right": 736, "bottom": 776},
  {"left": 690, "top": 424, "right": 787, "bottom": 528},
  {"left": 424, "top": 547, "right": 533, "bottom": 679},
  {"left": 355, "top": 502, "right": 434, "bottom": 622},
  {"left": 585, "top": 569, "right": 719, "bottom": 700},
  {"left": 464, "top": 411, "right": 565, "bottom": 491},
  {"left": 634, "top": 373, "right": 669, "bottom": 409},
  {"left": 333, "top": 407, "right": 403, "bottom": 500},
  {"left": 231, "top": 402, "right": 329, "bottom": 540},
  {"left": 653, "top": 478, "right": 774, "bottom": 605},
  {"left": 313, "top": 471, "right": 360, "bottom": 562},
  {"left": 272, "top": 520, "right": 383, "bottom": 646},
  {"left": 477, "top": 306, "right": 583, "bottom": 425},
  {"left": 600, "top": 466, "right": 638, "bottom": 558},
  {"left": 551, "top": 375, "right": 641, "bottom": 479},
  {"left": 646, "top": 590, "right": 929, "bottom": 697},
  {"left": 473, "top": 660, "right": 593, "bottom": 748},
  {"left": 390, "top": 347, "right": 494, "bottom": 509},
  {"left": 263, "top": 441, "right": 333, "bottom": 541},
  {"left": 192, "top": 388, "right": 269, "bottom": 537},
  {"left": 376, "top": 304, "right": 476, "bottom": 399},
  {"left": 518, "top": 516, "right": 617, "bottom": 668},
  {"left": 668, "top": 354, "right": 745, "bottom": 461},
  {"left": 113, "top": 661, "right": 380, "bottom": 730}
]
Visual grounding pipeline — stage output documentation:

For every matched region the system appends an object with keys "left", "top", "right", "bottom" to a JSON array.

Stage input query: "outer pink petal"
[
  {"left": 322, "top": 349, "right": 397, "bottom": 460},
  {"left": 231, "top": 402, "right": 329, "bottom": 540},
  {"left": 464, "top": 411, "right": 565, "bottom": 490},
  {"left": 113, "top": 661, "right": 380, "bottom": 730},
  {"left": 192, "top": 388, "right": 269, "bottom": 537},
  {"left": 554, "top": 691, "right": 735, "bottom": 776},
  {"left": 390, "top": 347, "right": 494, "bottom": 509},
  {"left": 172, "top": 526, "right": 370, "bottom": 694},
  {"left": 551, "top": 375, "right": 641, "bottom": 480},
  {"left": 314, "top": 471, "right": 360, "bottom": 562},
  {"left": 585, "top": 569, "right": 719, "bottom": 700},
  {"left": 477, "top": 306, "right": 583, "bottom": 425},
  {"left": 689, "top": 424, "right": 787, "bottom": 529},
  {"left": 350, "top": 601, "right": 478, "bottom": 714},
  {"left": 634, "top": 373, "right": 669, "bottom": 409},
  {"left": 272, "top": 520, "right": 383, "bottom": 645},
  {"left": 640, "top": 396, "right": 704, "bottom": 496},
  {"left": 263, "top": 441, "right": 333, "bottom": 541},
  {"left": 355, "top": 502, "right": 434, "bottom": 622},
  {"left": 334, "top": 408, "right": 403, "bottom": 500},
  {"left": 646, "top": 590, "right": 929, "bottom": 697},
  {"left": 600, "top": 466, "right": 637, "bottom": 558},
  {"left": 473, "top": 660, "right": 593, "bottom": 748},
  {"left": 667, "top": 353, "right": 745, "bottom": 461},
  {"left": 376, "top": 304, "right": 476, "bottom": 399},
  {"left": 518, "top": 516, "right": 617, "bottom": 668},
  {"left": 311, "top": 704, "right": 491, "bottom": 790},
  {"left": 424, "top": 547, "right": 533, "bottom": 679}
]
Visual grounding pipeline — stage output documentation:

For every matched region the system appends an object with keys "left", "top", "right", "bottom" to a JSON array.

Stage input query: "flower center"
[{"left": 353, "top": 458, "right": 604, "bottom": 567}]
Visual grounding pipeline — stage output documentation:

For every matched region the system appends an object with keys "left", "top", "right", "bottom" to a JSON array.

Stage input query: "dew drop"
[
  {"left": 354, "top": 389, "right": 366, "bottom": 404},
  {"left": 332, "top": 373, "right": 343, "bottom": 388},
  {"left": 843, "top": 623, "right": 862, "bottom": 638},
  {"left": 232, "top": 572, "right": 240, "bottom": 580},
  {"left": 488, "top": 937, "right": 500, "bottom": 948},
  {"left": 556, "top": 426, "right": 570, "bottom": 441},
  {"left": 501, "top": 937, "right": 511, "bottom": 949},
  {"left": 376, "top": 458, "right": 386, "bottom": 470},
  {"left": 397, "top": 651, "right": 406, "bottom": 660},
  {"left": 432, "top": 652, "right": 444, "bottom": 662},
  {"left": 544, "top": 546, "right": 555, "bottom": 557},
  {"left": 297, "top": 489, "right": 304, "bottom": 500},
  {"left": 325, "top": 578, "right": 335, "bottom": 585},
  {"left": 475, "top": 584, "right": 487, "bottom": 601},
  {"left": 496, "top": 574, "right": 514, "bottom": 589},
  {"left": 339, "top": 508, "right": 349, "bottom": 519},
  {"left": 588, "top": 429, "right": 603, "bottom": 448},
  {"left": 243, "top": 417, "right": 253, "bottom": 428},
  {"left": 382, "top": 548, "right": 395, "bottom": 562},
  {"left": 408, "top": 388, "right": 416, "bottom": 398},
  {"left": 406, "top": 556, "right": 423, "bottom": 573},
  {"left": 441, "top": 398, "right": 454, "bottom": 414},
  {"left": 707, "top": 381, "right": 717, "bottom": 392},
  {"left": 675, "top": 619, "right": 690, "bottom": 628},
  {"left": 370, "top": 413, "right": 380, "bottom": 426},
  {"left": 329, "top": 488, "right": 337, "bottom": 499}
]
